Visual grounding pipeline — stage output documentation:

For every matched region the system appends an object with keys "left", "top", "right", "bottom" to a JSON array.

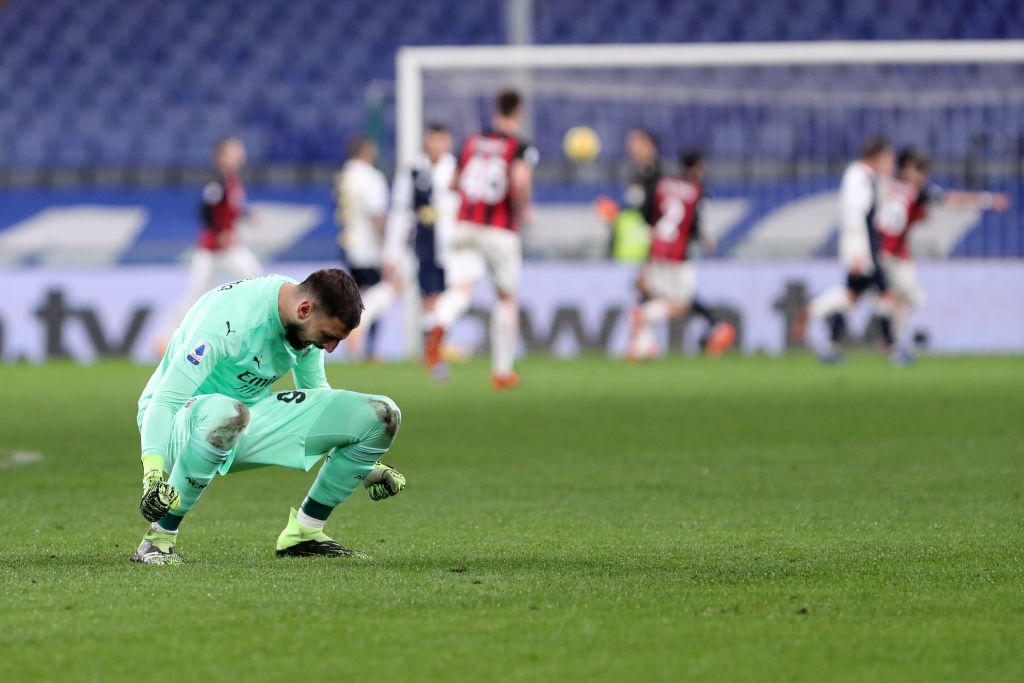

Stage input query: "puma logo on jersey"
[
  {"left": 253, "top": 355, "right": 261, "bottom": 368},
  {"left": 225, "top": 321, "right": 235, "bottom": 335}
]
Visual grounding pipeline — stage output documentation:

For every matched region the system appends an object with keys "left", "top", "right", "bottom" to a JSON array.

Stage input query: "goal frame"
[{"left": 395, "top": 39, "right": 1024, "bottom": 166}]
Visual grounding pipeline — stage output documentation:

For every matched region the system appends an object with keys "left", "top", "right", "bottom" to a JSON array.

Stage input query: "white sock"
[
  {"left": 359, "top": 282, "right": 397, "bottom": 328},
  {"left": 296, "top": 504, "right": 326, "bottom": 530},
  {"left": 152, "top": 522, "right": 178, "bottom": 535},
  {"left": 630, "top": 323, "right": 658, "bottom": 357},
  {"left": 433, "top": 288, "right": 472, "bottom": 329},
  {"left": 892, "top": 304, "right": 911, "bottom": 348},
  {"left": 809, "top": 285, "right": 851, "bottom": 319},
  {"left": 491, "top": 299, "right": 518, "bottom": 376},
  {"left": 640, "top": 300, "right": 671, "bottom": 325}
]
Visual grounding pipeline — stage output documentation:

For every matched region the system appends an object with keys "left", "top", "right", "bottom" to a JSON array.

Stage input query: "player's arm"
[
  {"left": 839, "top": 170, "right": 875, "bottom": 273},
  {"left": 841, "top": 171, "right": 874, "bottom": 234},
  {"left": 511, "top": 143, "right": 538, "bottom": 223},
  {"left": 383, "top": 168, "right": 414, "bottom": 265},
  {"left": 941, "top": 190, "right": 1010, "bottom": 212},
  {"left": 640, "top": 181, "right": 659, "bottom": 227},
  {"left": 638, "top": 172, "right": 661, "bottom": 227},
  {"left": 363, "top": 172, "right": 389, "bottom": 240},
  {"left": 139, "top": 337, "right": 225, "bottom": 472},
  {"left": 200, "top": 179, "right": 229, "bottom": 243},
  {"left": 292, "top": 348, "right": 331, "bottom": 390},
  {"left": 450, "top": 138, "right": 469, "bottom": 192}
]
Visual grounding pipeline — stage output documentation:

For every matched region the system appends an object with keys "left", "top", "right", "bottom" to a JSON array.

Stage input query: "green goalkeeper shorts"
[{"left": 163, "top": 388, "right": 389, "bottom": 475}]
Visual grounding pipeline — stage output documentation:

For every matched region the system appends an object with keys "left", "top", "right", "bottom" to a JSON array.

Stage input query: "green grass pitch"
[{"left": 1, "top": 355, "right": 1023, "bottom": 682}]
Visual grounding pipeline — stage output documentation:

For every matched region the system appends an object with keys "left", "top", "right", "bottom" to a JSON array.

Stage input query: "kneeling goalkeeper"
[{"left": 132, "top": 269, "right": 406, "bottom": 564}]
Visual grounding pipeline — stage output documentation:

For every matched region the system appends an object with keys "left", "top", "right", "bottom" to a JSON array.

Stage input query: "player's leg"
[
  {"left": 227, "top": 389, "right": 403, "bottom": 558},
  {"left": 424, "top": 224, "right": 484, "bottom": 374},
  {"left": 344, "top": 267, "right": 385, "bottom": 361},
  {"left": 627, "top": 261, "right": 692, "bottom": 360},
  {"left": 882, "top": 258, "right": 924, "bottom": 365},
  {"left": 809, "top": 275, "right": 862, "bottom": 363},
  {"left": 156, "top": 248, "right": 218, "bottom": 352},
  {"left": 222, "top": 242, "right": 262, "bottom": 279},
  {"left": 132, "top": 394, "right": 251, "bottom": 564},
  {"left": 478, "top": 227, "right": 523, "bottom": 388},
  {"left": 685, "top": 268, "right": 735, "bottom": 356},
  {"left": 870, "top": 265, "right": 896, "bottom": 353}
]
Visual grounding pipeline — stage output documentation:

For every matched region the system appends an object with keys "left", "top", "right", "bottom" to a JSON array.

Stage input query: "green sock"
[
  {"left": 302, "top": 393, "right": 400, "bottom": 508},
  {"left": 156, "top": 512, "right": 183, "bottom": 531},
  {"left": 167, "top": 434, "right": 229, "bottom": 514},
  {"left": 300, "top": 496, "right": 334, "bottom": 522},
  {"left": 306, "top": 446, "right": 381, "bottom": 509}
]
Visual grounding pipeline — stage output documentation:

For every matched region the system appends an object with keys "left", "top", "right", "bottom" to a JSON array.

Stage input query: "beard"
[{"left": 284, "top": 322, "right": 309, "bottom": 350}]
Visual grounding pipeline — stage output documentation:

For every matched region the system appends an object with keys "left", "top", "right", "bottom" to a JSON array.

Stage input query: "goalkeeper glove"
[
  {"left": 364, "top": 462, "right": 406, "bottom": 501},
  {"left": 139, "top": 456, "right": 181, "bottom": 522}
]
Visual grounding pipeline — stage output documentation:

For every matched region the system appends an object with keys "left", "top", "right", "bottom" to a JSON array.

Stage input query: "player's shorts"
[
  {"left": 643, "top": 260, "right": 696, "bottom": 304},
  {"left": 445, "top": 222, "right": 521, "bottom": 294},
  {"left": 349, "top": 267, "right": 382, "bottom": 290},
  {"left": 879, "top": 254, "right": 926, "bottom": 307},
  {"left": 846, "top": 267, "right": 887, "bottom": 296},
  {"left": 414, "top": 225, "right": 446, "bottom": 296},
  {"left": 161, "top": 388, "right": 389, "bottom": 475}
]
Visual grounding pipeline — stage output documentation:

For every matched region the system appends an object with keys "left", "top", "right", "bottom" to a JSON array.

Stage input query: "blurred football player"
[
  {"left": 157, "top": 137, "right": 262, "bottom": 351},
  {"left": 626, "top": 149, "right": 736, "bottom": 360},
  {"left": 806, "top": 136, "right": 895, "bottom": 363},
  {"left": 423, "top": 89, "right": 538, "bottom": 388},
  {"left": 132, "top": 269, "right": 405, "bottom": 564},
  {"left": 875, "top": 148, "right": 1010, "bottom": 364},
  {"left": 334, "top": 136, "right": 390, "bottom": 361},
  {"left": 382, "top": 123, "right": 458, "bottom": 335},
  {"left": 599, "top": 132, "right": 727, "bottom": 351}
]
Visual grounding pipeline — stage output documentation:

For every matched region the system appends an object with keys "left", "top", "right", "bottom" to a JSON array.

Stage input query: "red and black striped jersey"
[
  {"left": 648, "top": 177, "right": 702, "bottom": 262},
  {"left": 877, "top": 179, "right": 928, "bottom": 260},
  {"left": 198, "top": 172, "right": 245, "bottom": 251},
  {"left": 456, "top": 129, "right": 537, "bottom": 232}
]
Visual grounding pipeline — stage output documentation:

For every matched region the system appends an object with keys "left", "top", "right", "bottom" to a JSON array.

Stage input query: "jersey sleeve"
[
  {"left": 641, "top": 179, "right": 662, "bottom": 226},
  {"left": 139, "top": 336, "right": 227, "bottom": 456},
  {"left": 921, "top": 184, "right": 944, "bottom": 205},
  {"left": 199, "top": 179, "right": 224, "bottom": 227},
  {"left": 291, "top": 347, "right": 330, "bottom": 390},
  {"left": 514, "top": 139, "right": 540, "bottom": 166}
]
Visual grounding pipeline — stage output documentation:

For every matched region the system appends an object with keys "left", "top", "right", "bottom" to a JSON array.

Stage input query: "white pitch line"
[{"left": 0, "top": 449, "right": 44, "bottom": 470}]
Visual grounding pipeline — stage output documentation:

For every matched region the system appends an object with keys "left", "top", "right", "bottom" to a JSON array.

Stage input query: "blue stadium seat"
[{"left": 0, "top": 0, "right": 1021, "bottom": 172}]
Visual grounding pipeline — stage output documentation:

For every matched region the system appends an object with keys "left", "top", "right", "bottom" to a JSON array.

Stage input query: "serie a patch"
[{"left": 187, "top": 341, "right": 208, "bottom": 365}]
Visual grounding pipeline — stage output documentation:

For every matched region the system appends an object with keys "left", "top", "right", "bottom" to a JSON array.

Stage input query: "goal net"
[{"left": 393, "top": 41, "right": 1024, "bottom": 259}]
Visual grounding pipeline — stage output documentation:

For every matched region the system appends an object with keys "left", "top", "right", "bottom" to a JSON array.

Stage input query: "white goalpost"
[
  {"left": 396, "top": 40, "right": 1024, "bottom": 166},
  {"left": 394, "top": 40, "right": 1023, "bottom": 260}
]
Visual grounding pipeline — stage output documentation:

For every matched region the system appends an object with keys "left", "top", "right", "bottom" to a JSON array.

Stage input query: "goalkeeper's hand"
[
  {"left": 139, "top": 457, "right": 181, "bottom": 522},
  {"left": 364, "top": 462, "right": 406, "bottom": 501}
]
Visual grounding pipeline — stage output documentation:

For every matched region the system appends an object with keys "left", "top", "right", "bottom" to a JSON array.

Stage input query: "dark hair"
[
  {"left": 861, "top": 136, "right": 891, "bottom": 159},
  {"left": 299, "top": 269, "right": 364, "bottom": 331},
  {"left": 680, "top": 148, "right": 704, "bottom": 169},
  {"left": 347, "top": 135, "right": 374, "bottom": 160},
  {"left": 631, "top": 127, "right": 660, "bottom": 152},
  {"left": 897, "top": 147, "right": 931, "bottom": 172},
  {"left": 495, "top": 89, "right": 523, "bottom": 117},
  {"left": 426, "top": 122, "right": 449, "bottom": 135}
]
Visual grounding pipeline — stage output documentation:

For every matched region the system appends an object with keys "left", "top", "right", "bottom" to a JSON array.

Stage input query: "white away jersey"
[{"left": 335, "top": 158, "right": 389, "bottom": 268}]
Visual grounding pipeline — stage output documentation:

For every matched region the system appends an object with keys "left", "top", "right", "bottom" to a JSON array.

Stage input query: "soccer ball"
[{"left": 562, "top": 126, "right": 601, "bottom": 162}]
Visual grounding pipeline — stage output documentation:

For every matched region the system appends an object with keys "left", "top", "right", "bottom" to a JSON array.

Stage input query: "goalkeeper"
[{"left": 132, "top": 269, "right": 405, "bottom": 564}]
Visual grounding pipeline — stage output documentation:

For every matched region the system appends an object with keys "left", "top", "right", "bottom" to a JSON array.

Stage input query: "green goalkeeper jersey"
[{"left": 138, "top": 275, "right": 330, "bottom": 457}]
